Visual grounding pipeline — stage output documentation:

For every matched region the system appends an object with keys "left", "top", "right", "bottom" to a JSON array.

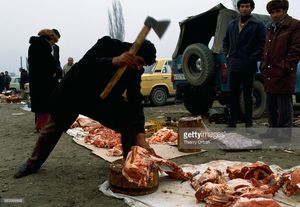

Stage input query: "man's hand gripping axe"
[{"left": 100, "top": 16, "right": 170, "bottom": 99}]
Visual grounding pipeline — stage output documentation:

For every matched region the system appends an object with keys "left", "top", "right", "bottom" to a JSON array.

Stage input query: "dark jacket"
[
  {"left": 223, "top": 15, "right": 266, "bottom": 73},
  {"left": 52, "top": 44, "right": 62, "bottom": 79},
  {"left": 28, "top": 36, "right": 61, "bottom": 112},
  {"left": 261, "top": 15, "right": 300, "bottom": 94},
  {"left": 49, "top": 36, "right": 148, "bottom": 132},
  {"left": 3, "top": 74, "right": 11, "bottom": 85},
  {"left": 20, "top": 70, "right": 29, "bottom": 89},
  {"left": 0, "top": 74, "right": 4, "bottom": 92}
]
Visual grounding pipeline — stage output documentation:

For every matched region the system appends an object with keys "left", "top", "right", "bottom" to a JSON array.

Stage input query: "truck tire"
[
  {"left": 183, "top": 84, "right": 214, "bottom": 115},
  {"left": 182, "top": 43, "right": 215, "bottom": 86},
  {"left": 150, "top": 87, "right": 168, "bottom": 106},
  {"left": 239, "top": 80, "right": 266, "bottom": 119}
]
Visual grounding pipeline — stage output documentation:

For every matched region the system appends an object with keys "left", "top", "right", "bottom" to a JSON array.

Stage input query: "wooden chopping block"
[
  {"left": 177, "top": 116, "right": 207, "bottom": 152},
  {"left": 109, "top": 159, "right": 159, "bottom": 196}
]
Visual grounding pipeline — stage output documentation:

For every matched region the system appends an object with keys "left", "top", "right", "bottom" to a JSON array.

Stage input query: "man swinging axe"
[{"left": 14, "top": 16, "right": 170, "bottom": 178}]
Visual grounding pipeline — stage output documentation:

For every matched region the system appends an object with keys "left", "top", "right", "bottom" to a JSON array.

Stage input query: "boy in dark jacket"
[
  {"left": 14, "top": 36, "right": 156, "bottom": 178},
  {"left": 223, "top": 0, "right": 266, "bottom": 128}
]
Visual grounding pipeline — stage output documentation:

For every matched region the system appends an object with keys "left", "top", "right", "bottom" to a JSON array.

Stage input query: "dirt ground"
[{"left": 1, "top": 101, "right": 300, "bottom": 207}]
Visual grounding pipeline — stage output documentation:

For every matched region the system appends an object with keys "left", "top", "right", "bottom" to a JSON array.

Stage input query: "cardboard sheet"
[
  {"left": 68, "top": 128, "right": 205, "bottom": 163},
  {"left": 99, "top": 160, "right": 300, "bottom": 207}
]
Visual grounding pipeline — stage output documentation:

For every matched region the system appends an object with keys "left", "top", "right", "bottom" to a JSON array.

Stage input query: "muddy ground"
[{"left": 1, "top": 101, "right": 300, "bottom": 207}]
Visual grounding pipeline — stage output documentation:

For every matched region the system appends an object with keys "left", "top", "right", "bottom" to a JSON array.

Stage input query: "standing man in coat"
[
  {"left": 51, "top": 29, "right": 63, "bottom": 80},
  {"left": 14, "top": 36, "right": 157, "bottom": 178},
  {"left": 28, "top": 29, "right": 62, "bottom": 131},
  {"left": 3, "top": 71, "right": 12, "bottom": 91},
  {"left": 0, "top": 72, "right": 4, "bottom": 93},
  {"left": 19, "top": 67, "right": 29, "bottom": 99},
  {"left": 62, "top": 57, "right": 74, "bottom": 77},
  {"left": 223, "top": 0, "right": 266, "bottom": 128},
  {"left": 261, "top": 0, "right": 300, "bottom": 141}
]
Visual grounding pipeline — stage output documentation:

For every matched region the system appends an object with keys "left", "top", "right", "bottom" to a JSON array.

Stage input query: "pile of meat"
[
  {"left": 71, "top": 117, "right": 179, "bottom": 156},
  {"left": 191, "top": 162, "right": 300, "bottom": 206},
  {"left": 0, "top": 94, "right": 22, "bottom": 103},
  {"left": 122, "top": 146, "right": 192, "bottom": 187},
  {"left": 146, "top": 127, "right": 178, "bottom": 145},
  {"left": 71, "top": 117, "right": 123, "bottom": 156}
]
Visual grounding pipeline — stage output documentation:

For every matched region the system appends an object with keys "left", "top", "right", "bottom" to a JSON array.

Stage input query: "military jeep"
[{"left": 171, "top": 3, "right": 300, "bottom": 119}]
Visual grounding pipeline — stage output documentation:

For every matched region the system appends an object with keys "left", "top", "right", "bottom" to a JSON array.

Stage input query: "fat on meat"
[
  {"left": 191, "top": 167, "right": 226, "bottom": 191},
  {"left": 147, "top": 127, "right": 178, "bottom": 144},
  {"left": 227, "top": 162, "right": 273, "bottom": 180},
  {"left": 232, "top": 197, "right": 281, "bottom": 207},
  {"left": 282, "top": 168, "right": 300, "bottom": 196},
  {"left": 72, "top": 117, "right": 123, "bottom": 155},
  {"left": 194, "top": 167, "right": 283, "bottom": 207}
]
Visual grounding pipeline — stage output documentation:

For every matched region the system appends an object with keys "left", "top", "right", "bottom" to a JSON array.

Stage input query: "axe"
[{"left": 100, "top": 16, "right": 170, "bottom": 99}]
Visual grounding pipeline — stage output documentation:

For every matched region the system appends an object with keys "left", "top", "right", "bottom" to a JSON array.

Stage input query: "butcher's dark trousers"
[
  {"left": 228, "top": 71, "right": 255, "bottom": 127},
  {"left": 26, "top": 116, "right": 65, "bottom": 170},
  {"left": 26, "top": 98, "right": 140, "bottom": 170}
]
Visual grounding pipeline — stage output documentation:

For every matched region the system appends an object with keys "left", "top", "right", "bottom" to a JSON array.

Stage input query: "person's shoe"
[
  {"left": 225, "top": 123, "right": 236, "bottom": 132},
  {"left": 14, "top": 162, "right": 39, "bottom": 179},
  {"left": 259, "top": 130, "right": 277, "bottom": 140},
  {"left": 245, "top": 123, "right": 253, "bottom": 128},
  {"left": 273, "top": 136, "right": 292, "bottom": 143},
  {"left": 227, "top": 123, "right": 236, "bottom": 128}
]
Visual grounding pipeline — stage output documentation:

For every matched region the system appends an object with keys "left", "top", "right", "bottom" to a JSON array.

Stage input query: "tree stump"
[
  {"left": 177, "top": 116, "right": 207, "bottom": 152},
  {"left": 109, "top": 159, "right": 159, "bottom": 196}
]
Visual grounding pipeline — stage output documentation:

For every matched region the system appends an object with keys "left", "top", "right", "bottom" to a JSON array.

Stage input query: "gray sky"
[{"left": 1, "top": 0, "right": 299, "bottom": 74}]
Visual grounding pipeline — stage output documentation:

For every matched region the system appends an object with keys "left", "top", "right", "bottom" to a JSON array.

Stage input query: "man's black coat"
[
  {"left": 49, "top": 36, "right": 155, "bottom": 133},
  {"left": 28, "top": 36, "right": 60, "bottom": 112}
]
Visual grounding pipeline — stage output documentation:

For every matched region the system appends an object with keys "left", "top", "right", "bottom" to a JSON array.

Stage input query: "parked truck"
[{"left": 171, "top": 3, "right": 300, "bottom": 119}]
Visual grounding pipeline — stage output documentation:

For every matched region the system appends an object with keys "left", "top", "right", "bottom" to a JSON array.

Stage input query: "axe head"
[{"left": 144, "top": 16, "right": 170, "bottom": 39}]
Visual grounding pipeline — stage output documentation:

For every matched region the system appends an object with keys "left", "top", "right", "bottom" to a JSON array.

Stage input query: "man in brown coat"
[{"left": 261, "top": 0, "right": 300, "bottom": 141}]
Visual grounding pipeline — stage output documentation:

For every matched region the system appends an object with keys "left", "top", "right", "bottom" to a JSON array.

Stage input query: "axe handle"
[{"left": 100, "top": 25, "right": 151, "bottom": 99}]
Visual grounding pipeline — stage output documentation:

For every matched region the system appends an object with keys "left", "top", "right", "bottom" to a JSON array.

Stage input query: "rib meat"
[{"left": 122, "top": 146, "right": 192, "bottom": 187}]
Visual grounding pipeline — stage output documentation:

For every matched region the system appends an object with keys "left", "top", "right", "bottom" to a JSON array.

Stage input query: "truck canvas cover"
[{"left": 172, "top": 3, "right": 271, "bottom": 58}]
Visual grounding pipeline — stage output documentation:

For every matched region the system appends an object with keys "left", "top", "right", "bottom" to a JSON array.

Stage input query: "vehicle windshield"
[{"left": 143, "top": 62, "right": 156, "bottom": 74}]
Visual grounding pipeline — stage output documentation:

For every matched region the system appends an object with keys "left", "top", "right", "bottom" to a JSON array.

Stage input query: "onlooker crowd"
[{"left": 0, "top": 71, "right": 12, "bottom": 93}]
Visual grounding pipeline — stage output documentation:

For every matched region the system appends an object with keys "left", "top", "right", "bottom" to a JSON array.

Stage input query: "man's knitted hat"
[{"left": 267, "top": 0, "right": 289, "bottom": 13}]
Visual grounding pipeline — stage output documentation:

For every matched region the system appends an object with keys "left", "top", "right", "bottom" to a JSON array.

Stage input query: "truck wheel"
[
  {"left": 150, "top": 87, "right": 168, "bottom": 106},
  {"left": 182, "top": 43, "right": 215, "bottom": 86},
  {"left": 239, "top": 80, "right": 266, "bottom": 119},
  {"left": 183, "top": 85, "right": 214, "bottom": 115}
]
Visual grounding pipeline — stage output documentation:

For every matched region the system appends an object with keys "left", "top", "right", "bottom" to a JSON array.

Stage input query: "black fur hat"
[{"left": 267, "top": 0, "right": 289, "bottom": 13}]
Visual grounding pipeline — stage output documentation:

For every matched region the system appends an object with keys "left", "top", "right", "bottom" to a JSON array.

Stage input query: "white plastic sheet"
[{"left": 99, "top": 160, "right": 300, "bottom": 207}]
